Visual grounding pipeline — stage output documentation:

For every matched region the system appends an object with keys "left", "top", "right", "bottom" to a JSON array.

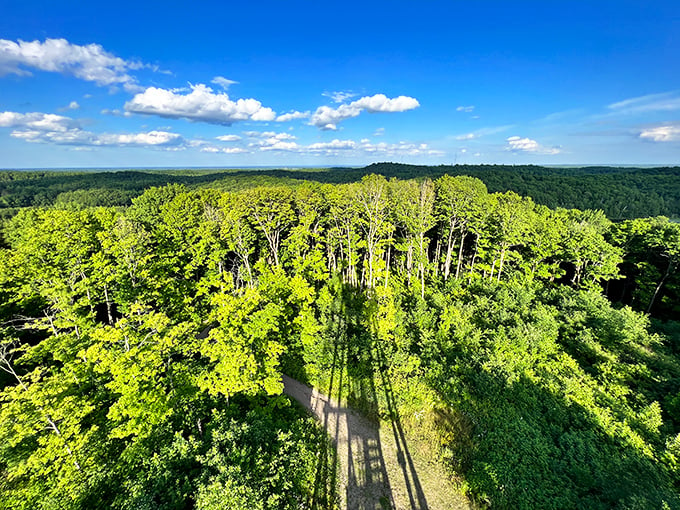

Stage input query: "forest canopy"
[
  {"left": 1, "top": 163, "right": 679, "bottom": 220},
  {"left": 1, "top": 171, "right": 679, "bottom": 508}
]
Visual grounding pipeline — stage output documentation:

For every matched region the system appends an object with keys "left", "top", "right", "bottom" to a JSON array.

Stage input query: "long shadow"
[
  {"left": 293, "top": 283, "right": 394, "bottom": 510},
  {"left": 344, "top": 334, "right": 393, "bottom": 509},
  {"left": 309, "top": 331, "right": 341, "bottom": 509},
  {"left": 285, "top": 373, "right": 394, "bottom": 509},
  {"left": 339, "top": 285, "right": 393, "bottom": 510},
  {"left": 374, "top": 340, "right": 429, "bottom": 510}
]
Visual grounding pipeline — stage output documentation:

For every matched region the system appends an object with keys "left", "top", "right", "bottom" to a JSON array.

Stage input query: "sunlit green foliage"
[{"left": 1, "top": 174, "right": 679, "bottom": 509}]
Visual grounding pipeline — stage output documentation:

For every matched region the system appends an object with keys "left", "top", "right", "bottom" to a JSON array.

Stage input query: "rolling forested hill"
[{"left": 1, "top": 163, "right": 679, "bottom": 220}]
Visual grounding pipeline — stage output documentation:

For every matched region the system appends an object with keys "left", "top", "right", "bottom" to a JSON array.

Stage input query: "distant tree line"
[{"left": 1, "top": 163, "right": 679, "bottom": 220}]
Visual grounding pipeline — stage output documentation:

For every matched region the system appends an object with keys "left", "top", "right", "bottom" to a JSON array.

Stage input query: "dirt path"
[{"left": 282, "top": 375, "right": 471, "bottom": 510}]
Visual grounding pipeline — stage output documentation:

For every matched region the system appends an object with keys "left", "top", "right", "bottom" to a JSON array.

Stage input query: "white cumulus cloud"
[
  {"left": 201, "top": 145, "right": 248, "bottom": 154},
  {"left": 216, "top": 134, "right": 241, "bottom": 142},
  {"left": 506, "top": 136, "right": 560, "bottom": 155},
  {"left": 245, "top": 131, "right": 296, "bottom": 140},
  {"left": 307, "top": 139, "right": 357, "bottom": 151},
  {"left": 639, "top": 124, "right": 680, "bottom": 142},
  {"left": 0, "top": 110, "right": 184, "bottom": 148},
  {"left": 97, "top": 130, "right": 183, "bottom": 147},
  {"left": 276, "top": 110, "right": 310, "bottom": 122},
  {"left": 0, "top": 38, "right": 147, "bottom": 91},
  {"left": 16, "top": 127, "right": 182, "bottom": 148},
  {"left": 246, "top": 131, "right": 299, "bottom": 151},
  {"left": 456, "top": 105, "right": 475, "bottom": 112},
  {"left": 0, "top": 111, "right": 80, "bottom": 132},
  {"left": 352, "top": 94, "right": 420, "bottom": 113},
  {"left": 359, "top": 140, "right": 443, "bottom": 156},
  {"left": 309, "top": 93, "right": 420, "bottom": 130},
  {"left": 124, "top": 84, "right": 276, "bottom": 124},
  {"left": 235, "top": 133, "right": 443, "bottom": 157}
]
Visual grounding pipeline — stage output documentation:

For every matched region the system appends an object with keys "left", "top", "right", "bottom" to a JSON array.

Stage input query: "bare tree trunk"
[
  {"left": 647, "top": 262, "right": 673, "bottom": 314},
  {"left": 384, "top": 244, "right": 391, "bottom": 289},
  {"left": 104, "top": 284, "right": 114, "bottom": 325},
  {"left": 455, "top": 229, "right": 466, "bottom": 279},
  {"left": 469, "top": 233, "right": 480, "bottom": 281},
  {"left": 406, "top": 244, "right": 413, "bottom": 283},
  {"left": 443, "top": 224, "right": 455, "bottom": 280},
  {"left": 497, "top": 248, "right": 507, "bottom": 283}
]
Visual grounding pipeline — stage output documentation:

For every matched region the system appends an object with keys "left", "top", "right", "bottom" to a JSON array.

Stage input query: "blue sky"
[{"left": 1, "top": 1, "right": 679, "bottom": 168}]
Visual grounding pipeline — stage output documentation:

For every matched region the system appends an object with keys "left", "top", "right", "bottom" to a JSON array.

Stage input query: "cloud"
[
  {"left": 216, "top": 134, "right": 241, "bottom": 141},
  {"left": 101, "top": 108, "right": 132, "bottom": 117},
  {"left": 360, "top": 140, "right": 444, "bottom": 156},
  {"left": 201, "top": 146, "right": 248, "bottom": 154},
  {"left": 0, "top": 111, "right": 80, "bottom": 132},
  {"left": 307, "top": 139, "right": 357, "bottom": 151},
  {"left": 309, "top": 93, "right": 420, "bottom": 130},
  {"left": 0, "top": 110, "right": 184, "bottom": 148},
  {"left": 211, "top": 76, "right": 238, "bottom": 90},
  {"left": 245, "top": 131, "right": 299, "bottom": 151},
  {"left": 276, "top": 110, "right": 310, "bottom": 122},
  {"left": 639, "top": 124, "right": 680, "bottom": 142},
  {"left": 373, "top": 127, "right": 385, "bottom": 136},
  {"left": 352, "top": 94, "right": 420, "bottom": 113},
  {"left": 258, "top": 140, "right": 300, "bottom": 151},
  {"left": 323, "top": 91, "right": 357, "bottom": 103},
  {"left": 245, "top": 130, "right": 296, "bottom": 140},
  {"left": 608, "top": 92, "right": 680, "bottom": 114},
  {"left": 124, "top": 84, "right": 276, "bottom": 124},
  {"left": 454, "top": 125, "right": 513, "bottom": 140},
  {"left": 0, "top": 38, "right": 147, "bottom": 91},
  {"left": 97, "top": 131, "right": 183, "bottom": 147},
  {"left": 16, "top": 127, "right": 183, "bottom": 148},
  {"left": 455, "top": 133, "right": 476, "bottom": 141},
  {"left": 456, "top": 105, "right": 475, "bottom": 113},
  {"left": 309, "top": 105, "right": 358, "bottom": 130},
  {"left": 58, "top": 101, "right": 80, "bottom": 112},
  {"left": 257, "top": 138, "right": 441, "bottom": 156},
  {"left": 231, "top": 130, "right": 441, "bottom": 157},
  {"left": 506, "top": 136, "right": 560, "bottom": 155}
]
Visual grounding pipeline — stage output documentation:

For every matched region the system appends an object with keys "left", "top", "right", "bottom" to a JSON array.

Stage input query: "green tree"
[
  {"left": 390, "top": 178, "right": 436, "bottom": 297},
  {"left": 435, "top": 175, "right": 488, "bottom": 280},
  {"left": 243, "top": 186, "right": 295, "bottom": 268},
  {"left": 355, "top": 174, "right": 393, "bottom": 289}
]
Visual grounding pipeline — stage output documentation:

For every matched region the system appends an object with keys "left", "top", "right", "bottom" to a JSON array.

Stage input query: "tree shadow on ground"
[
  {"left": 374, "top": 340, "right": 429, "bottom": 510},
  {"left": 321, "top": 283, "right": 430, "bottom": 509},
  {"left": 326, "top": 283, "right": 395, "bottom": 509}
]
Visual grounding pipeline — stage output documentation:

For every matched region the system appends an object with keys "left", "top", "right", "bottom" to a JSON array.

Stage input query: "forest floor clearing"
[{"left": 283, "top": 374, "right": 471, "bottom": 510}]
